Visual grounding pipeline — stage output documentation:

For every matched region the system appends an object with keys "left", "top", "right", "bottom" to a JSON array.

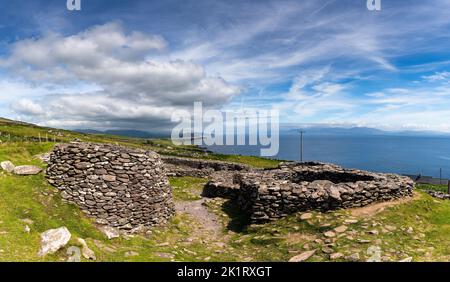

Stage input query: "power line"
[{"left": 299, "top": 130, "right": 305, "bottom": 163}]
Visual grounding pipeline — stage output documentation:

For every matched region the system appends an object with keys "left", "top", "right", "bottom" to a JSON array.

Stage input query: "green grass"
[
  {"left": 0, "top": 142, "right": 54, "bottom": 167},
  {"left": 0, "top": 142, "right": 104, "bottom": 261},
  {"left": 202, "top": 153, "right": 280, "bottom": 168},
  {"left": 417, "top": 183, "right": 449, "bottom": 193},
  {"left": 169, "top": 177, "right": 207, "bottom": 201}
]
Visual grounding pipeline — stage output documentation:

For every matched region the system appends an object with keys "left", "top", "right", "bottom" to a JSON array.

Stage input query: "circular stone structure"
[
  {"left": 46, "top": 142, "right": 175, "bottom": 230},
  {"left": 206, "top": 162, "right": 414, "bottom": 224}
]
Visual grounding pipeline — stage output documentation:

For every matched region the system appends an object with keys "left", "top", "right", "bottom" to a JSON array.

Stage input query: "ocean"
[{"left": 206, "top": 134, "right": 450, "bottom": 178}]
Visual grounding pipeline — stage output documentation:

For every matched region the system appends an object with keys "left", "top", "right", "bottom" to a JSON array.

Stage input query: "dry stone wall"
[
  {"left": 162, "top": 156, "right": 251, "bottom": 178},
  {"left": 205, "top": 162, "right": 415, "bottom": 224},
  {"left": 46, "top": 142, "right": 175, "bottom": 230},
  {"left": 202, "top": 172, "right": 242, "bottom": 199},
  {"left": 426, "top": 190, "right": 450, "bottom": 200}
]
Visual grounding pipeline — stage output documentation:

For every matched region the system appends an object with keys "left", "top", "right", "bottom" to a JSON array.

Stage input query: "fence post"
[{"left": 448, "top": 180, "right": 450, "bottom": 194}]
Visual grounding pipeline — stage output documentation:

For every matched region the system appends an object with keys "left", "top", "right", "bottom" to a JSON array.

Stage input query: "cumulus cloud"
[
  {"left": 1, "top": 22, "right": 240, "bottom": 131},
  {"left": 11, "top": 98, "right": 45, "bottom": 116}
]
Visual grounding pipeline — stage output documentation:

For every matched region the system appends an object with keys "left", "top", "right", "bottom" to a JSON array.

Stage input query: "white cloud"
[
  {"left": 273, "top": 68, "right": 355, "bottom": 121},
  {"left": 271, "top": 67, "right": 450, "bottom": 133},
  {"left": 422, "top": 71, "right": 450, "bottom": 82},
  {"left": 1, "top": 22, "right": 240, "bottom": 131},
  {"left": 11, "top": 98, "right": 45, "bottom": 116}
]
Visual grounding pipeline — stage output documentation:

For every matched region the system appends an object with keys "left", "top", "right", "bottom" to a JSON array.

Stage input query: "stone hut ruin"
[
  {"left": 204, "top": 162, "right": 415, "bottom": 223},
  {"left": 46, "top": 142, "right": 175, "bottom": 230}
]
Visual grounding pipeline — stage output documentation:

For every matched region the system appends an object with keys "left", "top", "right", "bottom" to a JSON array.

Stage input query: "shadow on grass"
[{"left": 220, "top": 199, "right": 251, "bottom": 233}]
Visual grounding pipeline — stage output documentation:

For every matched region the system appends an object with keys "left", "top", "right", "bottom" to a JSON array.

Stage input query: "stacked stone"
[
  {"left": 202, "top": 172, "right": 242, "bottom": 199},
  {"left": 426, "top": 190, "right": 450, "bottom": 200},
  {"left": 162, "top": 156, "right": 251, "bottom": 178},
  {"left": 207, "top": 162, "right": 414, "bottom": 224},
  {"left": 46, "top": 142, "right": 175, "bottom": 230}
]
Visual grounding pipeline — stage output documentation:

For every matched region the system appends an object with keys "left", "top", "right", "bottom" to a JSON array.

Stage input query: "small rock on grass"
[
  {"left": 78, "top": 238, "right": 96, "bottom": 260},
  {"left": 0, "top": 161, "right": 15, "bottom": 173},
  {"left": 13, "top": 165, "right": 42, "bottom": 175},
  {"left": 38, "top": 227, "right": 71, "bottom": 256},
  {"left": 99, "top": 226, "right": 120, "bottom": 239},
  {"left": 366, "top": 246, "right": 382, "bottom": 262},
  {"left": 155, "top": 252, "right": 175, "bottom": 259},
  {"left": 66, "top": 246, "right": 82, "bottom": 262},
  {"left": 300, "top": 213, "right": 313, "bottom": 220},
  {"left": 385, "top": 225, "right": 397, "bottom": 231},
  {"left": 324, "top": 231, "right": 336, "bottom": 238},
  {"left": 346, "top": 253, "right": 360, "bottom": 262},
  {"left": 21, "top": 218, "right": 34, "bottom": 225},
  {"left": 330, "top": 253, "right": 344, "bottom": 260},
  {"left": 399, "top": 257, "right": 413, "bottom": 262},
  {"left": 288, "top": 250, "right": 316, "bottom": 262},
  {"left": 334, "top": 225, "right": 348, "bottom": 233},
  {"left": 344, "top": 219, "right": 358, "bottom": 224}
]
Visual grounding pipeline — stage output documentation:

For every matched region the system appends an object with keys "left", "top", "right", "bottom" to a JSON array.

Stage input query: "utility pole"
[
  {"left": 440, "top": 168, "right": 442, "bottom": 185},
  {"left": 299, "top": 130, "right": 305, "bottom": 163}
]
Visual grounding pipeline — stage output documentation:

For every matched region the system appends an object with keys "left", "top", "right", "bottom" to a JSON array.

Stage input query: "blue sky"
[{"left": 1, "top": 0, "right": 450, "bottom": 132}]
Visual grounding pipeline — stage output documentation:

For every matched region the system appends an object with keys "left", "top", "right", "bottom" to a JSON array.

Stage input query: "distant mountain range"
[
  {"left": 281, "top": 125, "right": 450, "bottom": 137},
  {"left": 73, "top": 125, "right": 450, "bottom": 139},
  {"left": 74, "top": 129, "right": 169, "bottom": 138}
]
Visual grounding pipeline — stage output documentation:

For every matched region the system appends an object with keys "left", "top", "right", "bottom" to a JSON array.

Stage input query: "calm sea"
[{"left": 206, "top": 134, "right": 450, "bottom": 178}]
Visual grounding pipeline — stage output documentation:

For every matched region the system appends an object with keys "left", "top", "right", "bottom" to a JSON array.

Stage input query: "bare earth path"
[{"left": 175, "top": 199, "right": 223, "bottom": 240}]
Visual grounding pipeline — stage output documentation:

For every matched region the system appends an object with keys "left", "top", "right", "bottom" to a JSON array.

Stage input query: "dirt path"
[
  {"left": 175, "top": 199, "right": 223, "bottom": 240},
  {"left": 350, "top": 192, "right": 420, "bottom": 217}
]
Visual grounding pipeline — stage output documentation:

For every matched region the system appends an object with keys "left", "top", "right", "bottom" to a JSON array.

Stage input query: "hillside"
[{"left": 0, "top": 118, "right": 449, "bottom": 262}]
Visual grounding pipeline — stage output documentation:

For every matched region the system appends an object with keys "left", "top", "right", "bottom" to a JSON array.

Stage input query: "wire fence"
[{"left": 0, "top": 132, "right": 64, "bottom": 143}]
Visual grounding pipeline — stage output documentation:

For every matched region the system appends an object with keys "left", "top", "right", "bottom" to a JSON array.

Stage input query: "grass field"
[{"left": 417, "top": 183, "right": 449, "bottom": 193}]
